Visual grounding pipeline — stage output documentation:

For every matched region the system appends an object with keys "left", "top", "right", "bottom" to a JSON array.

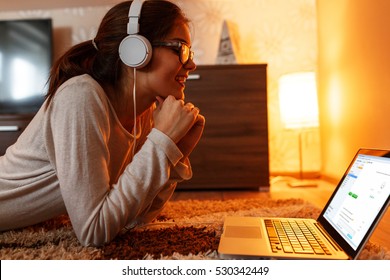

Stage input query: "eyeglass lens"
[{"left": 180, "top": 44, "right": 192, "bottom": 64}]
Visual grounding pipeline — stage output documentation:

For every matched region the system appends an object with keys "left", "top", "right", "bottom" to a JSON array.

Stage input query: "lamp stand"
[{"left": 288, "top": 130, "right": 318, "bottom": 188}]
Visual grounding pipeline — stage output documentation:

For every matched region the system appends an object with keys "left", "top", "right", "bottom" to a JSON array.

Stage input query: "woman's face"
[{"left": 139, "top": 22, "right": 196, "bottom": 104}]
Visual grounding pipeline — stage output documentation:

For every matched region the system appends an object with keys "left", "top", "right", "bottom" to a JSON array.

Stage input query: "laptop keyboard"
[{"left": 265, "top": 219, "right": 332, "bottom": 255}]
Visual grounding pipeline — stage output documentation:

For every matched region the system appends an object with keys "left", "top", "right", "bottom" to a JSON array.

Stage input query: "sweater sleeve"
[
  {"left": 123, "top": 129, "right": 193, "bottom": 228},
  {"left": 44, "top": 77, "right": 192, "bottom": 246}
]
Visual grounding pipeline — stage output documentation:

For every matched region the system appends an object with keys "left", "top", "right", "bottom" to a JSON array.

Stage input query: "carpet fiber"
[{"left": 1, "top": 196, "right": 389, "bottom": 260}]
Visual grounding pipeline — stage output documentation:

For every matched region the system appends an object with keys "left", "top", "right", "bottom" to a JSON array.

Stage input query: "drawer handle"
[
  {"left": 0, "top": 126, "right": 20, "bottom": 132},
  {"left": 188, "top": 74, "right": 201, "bottom": 80}
]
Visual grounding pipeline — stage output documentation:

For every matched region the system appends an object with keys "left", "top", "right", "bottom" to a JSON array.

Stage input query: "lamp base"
[{"left": 288, "top": 180, "right": 318, "bottom": 188}]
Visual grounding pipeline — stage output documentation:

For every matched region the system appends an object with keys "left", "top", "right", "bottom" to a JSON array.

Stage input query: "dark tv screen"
[{"left": 0, "top": 18, "right": 52, "bottom": 114}]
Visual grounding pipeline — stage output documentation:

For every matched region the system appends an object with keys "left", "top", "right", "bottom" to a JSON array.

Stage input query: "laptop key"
[
  {"left": 282, "top": 245, "right": 294, "bottom": 253},
  {"left": 313, "top": 248, "right": 325, "bottom": 255}
]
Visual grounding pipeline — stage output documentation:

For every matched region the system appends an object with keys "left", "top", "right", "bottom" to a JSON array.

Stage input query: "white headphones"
[{"left": 118, "top": 0, "right": 152, "bottom": 69}]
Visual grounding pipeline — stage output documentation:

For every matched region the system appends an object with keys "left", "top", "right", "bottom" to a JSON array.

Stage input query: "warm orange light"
[
  {"left": 327, "top": 74, "right": 342, "bottom": 126},
  {"left": 279, "top": 72, "right": 319, "bottom": 129}
]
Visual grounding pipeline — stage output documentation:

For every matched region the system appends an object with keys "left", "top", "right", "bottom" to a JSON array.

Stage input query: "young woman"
[{"left": 0, "top": 0, "right": 204, "bottom": 246}]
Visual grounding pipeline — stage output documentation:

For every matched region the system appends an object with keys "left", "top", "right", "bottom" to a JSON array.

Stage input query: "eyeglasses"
[{"left": 152, "top": 41, "right": 194, "bottom": 65}]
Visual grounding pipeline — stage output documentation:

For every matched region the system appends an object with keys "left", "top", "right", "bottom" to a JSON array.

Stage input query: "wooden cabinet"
[
  {"left": 0, "top": 115, "right": 34, "bottom": 156},
  {"left": 178, "top": 64, "right": 269, "bottom": 190}
]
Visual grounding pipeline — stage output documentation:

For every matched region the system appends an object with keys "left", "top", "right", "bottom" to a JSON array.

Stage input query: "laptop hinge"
[{"left": 315, "top": 222, "right": 343, "bottom": 251}]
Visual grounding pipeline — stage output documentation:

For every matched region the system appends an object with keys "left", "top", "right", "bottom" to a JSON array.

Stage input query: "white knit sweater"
[{"left": 0, "top": 74, "right": 192, "bottom": 246}]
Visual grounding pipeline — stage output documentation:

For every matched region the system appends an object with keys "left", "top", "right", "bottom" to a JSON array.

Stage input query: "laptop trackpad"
[{"left": 224, "top": 226, "right": 262, "bottom": 239}]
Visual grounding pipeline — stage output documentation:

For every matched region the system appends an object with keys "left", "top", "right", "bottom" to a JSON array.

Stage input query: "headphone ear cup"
[{"left": 119, "top": 34, "right": 152, "bottom": 69}]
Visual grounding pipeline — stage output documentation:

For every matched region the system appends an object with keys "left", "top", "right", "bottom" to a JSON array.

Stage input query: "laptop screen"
[{"left": 321, "top": 149, "right": 390, "bottom": 255}]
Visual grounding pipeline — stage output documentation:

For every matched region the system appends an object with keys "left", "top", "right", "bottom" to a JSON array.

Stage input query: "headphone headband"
[{"left": 127, "top": 0, "right": 145, "bottom": 34}]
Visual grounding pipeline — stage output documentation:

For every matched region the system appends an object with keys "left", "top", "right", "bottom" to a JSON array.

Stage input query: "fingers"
[
  {"left": 183, "top": 102, "right": 197, "bottom": 113},
  {"left": 156, "top": 95, "right": 199, "bottom": 115},
  {"left": 155, "top": 96, "right": 165, "bottom": 105},
  {"left": 153, "top": 95, "right": 204, "bottom": 143},
  {"left": 195, "top": 113, "right": 205, "bottom": 125}
]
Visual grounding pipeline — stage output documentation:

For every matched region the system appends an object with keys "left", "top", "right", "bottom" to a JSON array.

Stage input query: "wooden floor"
[{"left": 173, "top": 178, "right": 390, "bottom": 252}]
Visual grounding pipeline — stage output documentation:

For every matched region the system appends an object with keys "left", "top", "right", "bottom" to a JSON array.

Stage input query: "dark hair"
[{"left": 45, "top": 0, "right": 189, "bottom": 106}]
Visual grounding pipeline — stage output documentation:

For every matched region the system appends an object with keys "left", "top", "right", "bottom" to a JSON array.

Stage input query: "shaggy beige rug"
[{"left": 1, "top": 197, "right": 389, "bottom": 260}]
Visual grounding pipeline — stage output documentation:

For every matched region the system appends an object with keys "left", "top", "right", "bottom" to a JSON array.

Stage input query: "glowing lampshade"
[{"left": 278, "top": 72, "right": 319, "bottom": 129}]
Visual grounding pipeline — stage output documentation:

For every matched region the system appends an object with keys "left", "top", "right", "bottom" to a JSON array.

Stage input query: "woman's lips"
[{"left": 175, "top": 75, "right": 187, "bottom": 87}]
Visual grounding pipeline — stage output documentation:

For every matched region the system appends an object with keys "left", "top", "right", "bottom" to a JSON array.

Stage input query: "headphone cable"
[{"left": 132, "top": 68, "right": 137, "bottom": 157}]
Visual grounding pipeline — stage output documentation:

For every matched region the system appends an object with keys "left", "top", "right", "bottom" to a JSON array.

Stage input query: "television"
[{"left": 0, "top": 18, "right": 53, "bottom": 115}]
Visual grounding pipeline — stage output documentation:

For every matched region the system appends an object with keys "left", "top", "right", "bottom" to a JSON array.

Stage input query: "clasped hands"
[{"left": 153, "top": 95, "right": 205, "bottom": 158}]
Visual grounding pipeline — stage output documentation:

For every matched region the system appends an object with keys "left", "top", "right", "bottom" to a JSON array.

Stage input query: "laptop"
[{"left": 218, "top": 148, "right": 390, "bottom": 259}]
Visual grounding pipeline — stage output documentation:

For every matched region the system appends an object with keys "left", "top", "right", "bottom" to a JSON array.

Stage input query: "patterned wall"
[{"left": 0, "top": 0, "right": 320, "bottom": 176}]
